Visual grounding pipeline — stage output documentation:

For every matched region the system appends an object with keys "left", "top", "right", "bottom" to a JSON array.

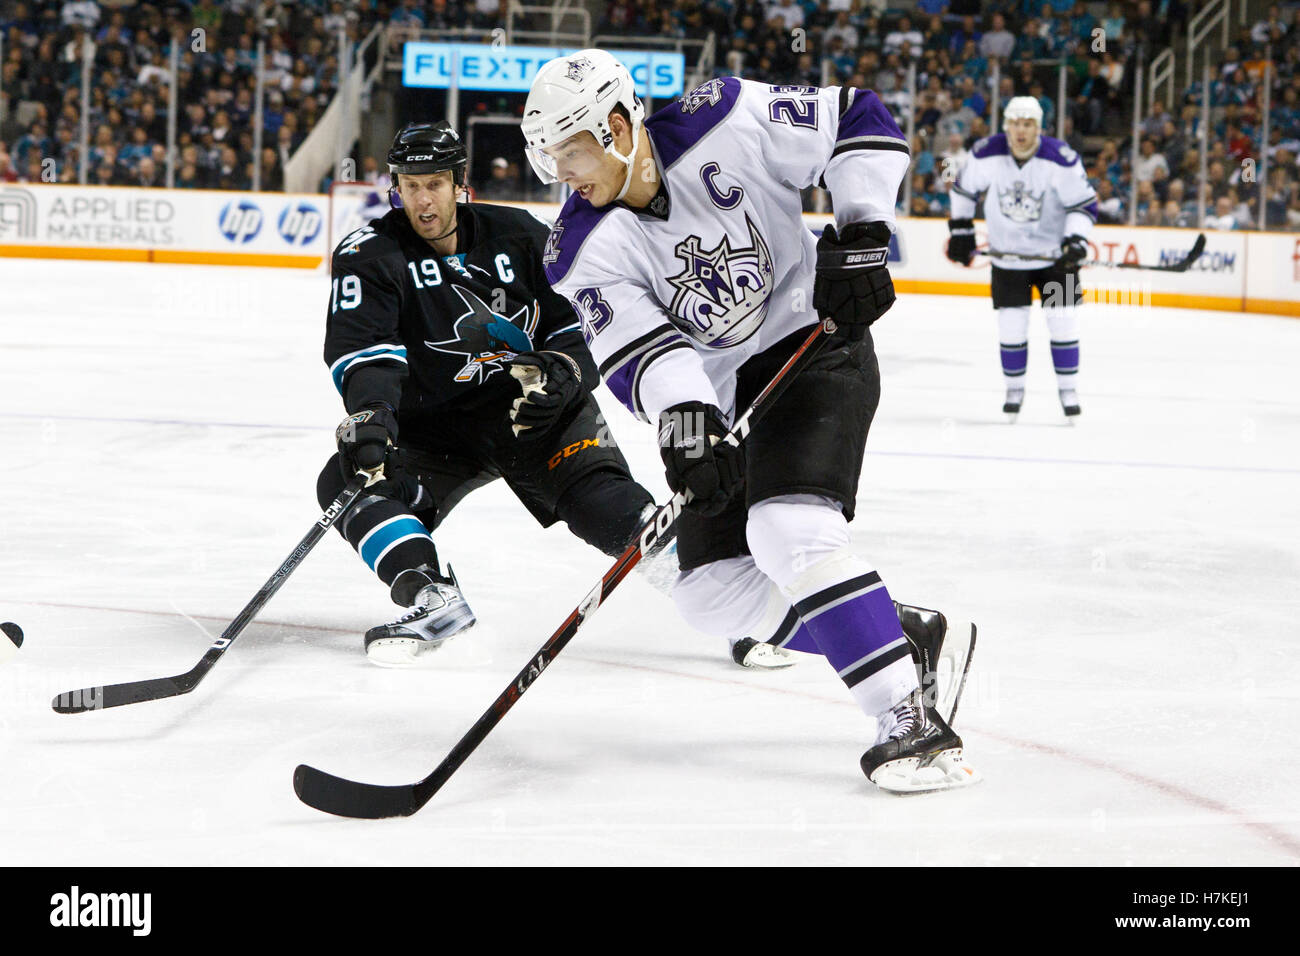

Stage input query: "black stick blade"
[
  {"left": 293, "top": 764, "right": 421, "bottom": 819},
  {"left": 51, "top": 676, "right": 188, "bottom": 713},
  {"left": 1178, "top": 233, "right": 1207, "bottom": 271},
  {"left": 1, "top": 622, "right": 23, "bottom": 648}
]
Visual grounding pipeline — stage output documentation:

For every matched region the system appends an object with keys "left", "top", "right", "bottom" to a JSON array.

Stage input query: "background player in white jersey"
[
  {"left": 946, "top": 97, "right": 1098, "bottom": 420},
  {"left": 523, "top": 51, "right": 978, "bottom": 793}
]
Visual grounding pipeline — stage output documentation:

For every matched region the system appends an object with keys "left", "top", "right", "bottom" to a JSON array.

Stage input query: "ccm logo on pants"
[{"left": 549, "top": 439, "right": 600, "bottom": 470}]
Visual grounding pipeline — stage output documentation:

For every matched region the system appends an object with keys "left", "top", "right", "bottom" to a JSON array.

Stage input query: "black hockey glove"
[
  {"left": 947, "top": 218, "right": 976, "bottom": 265},
  {"left": 658, "top": 401, "right": 744, "bottom": 517},
  {"left": 508, "top": 350, "right": 584, "bottom": 440},
  {"left": 336, "top": 403, "right": 396, "bottom": 476},
  {"left": 1055, "top": 234, "right": 1089, "bottom": 272},
  {"left": 814, "top": 222, "right": 895, "bottom": 337}
]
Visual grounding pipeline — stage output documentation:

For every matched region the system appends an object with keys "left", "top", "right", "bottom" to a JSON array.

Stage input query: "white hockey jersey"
[
  {"left": 950, "top": 133, "right": 1098, "bottom": 270},
  {"left": 543, "top": 77, "right": 909, "bottom": 422}
]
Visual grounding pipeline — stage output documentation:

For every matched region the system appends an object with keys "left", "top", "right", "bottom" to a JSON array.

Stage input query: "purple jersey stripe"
[
  {"left": 604, "top": 358, "right": 638, "bottom": 414},
  {"left": 972, "top": 133, "right": 1011, "bottom": 159},
  {"left": 648, "top": 77, "right": 742, "bottom": 171},
  {"left": 543, "top": 196, "right": 615, "bottom": 286},
  {"left": 837, "top": 88, "right": 906, "bottom": 145}
]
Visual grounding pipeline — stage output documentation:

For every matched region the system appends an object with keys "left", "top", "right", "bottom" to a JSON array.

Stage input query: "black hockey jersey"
[{"left": 324, "top": 201, "right": 594, "bottom": 421}]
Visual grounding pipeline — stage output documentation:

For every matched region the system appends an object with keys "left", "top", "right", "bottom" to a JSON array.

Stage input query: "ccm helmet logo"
[{"left": 405, "top": 154, "right": 435, "bottom": 161}]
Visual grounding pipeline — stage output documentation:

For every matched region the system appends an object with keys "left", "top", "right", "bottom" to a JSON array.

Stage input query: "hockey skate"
[
  {"left": 1059, "top": 388, "right": 1081, "bottom": 420},
  {"left": 731, "top": 637, "right": 797, "bottom": 669},
  {"left": 1002, "top": 386, "right": 1024, "bottom": 422},
  {"left": 364, "top": 567, "right": 476, "bottom": 667},
  {"left": 894, "top": 602, "right": 976, "bottom": 726},
  {"left": 862, "top": 689, "right": 981, "bottom": 794}
]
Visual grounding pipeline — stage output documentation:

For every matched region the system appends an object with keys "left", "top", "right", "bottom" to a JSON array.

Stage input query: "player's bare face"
[
  {"left": 543, "top": 132, "right": 620, "bottom": 206},
  {"left": 397, "top": 171, "right": 458, "bottom": 241},
  {"left": 1007, "top": 118, "right": 1039, "bottom": 159}
]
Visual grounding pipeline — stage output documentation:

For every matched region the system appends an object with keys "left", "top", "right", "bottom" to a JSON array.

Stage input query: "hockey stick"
[
  {"left": 983, "top": 233, "right": 1206, "bottom": 273},
  {"left": 293, "top": 320, "right": 836, "bottom": 818},
  {"left": 51, "top": 469, "right": 378, "bottom": 714}
]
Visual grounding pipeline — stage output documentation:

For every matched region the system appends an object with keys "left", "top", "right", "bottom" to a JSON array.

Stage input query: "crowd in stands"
[
  {"left": 7, "top": 1, "right": 1300, "bottom": 230},
  {"left": 0, "top": 0, "right": 512, "bottom": 190}
]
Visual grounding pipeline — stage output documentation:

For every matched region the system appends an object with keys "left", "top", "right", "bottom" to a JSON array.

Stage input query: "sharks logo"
[
  {"left": 997, "top": 181, "right": 1045, "bottom": 223},
  {"left": 666, "top": 214, "right": 774, "bottom": 348},
  {"left": 426, "top": 286, "right": 538, "bottom": 383}
]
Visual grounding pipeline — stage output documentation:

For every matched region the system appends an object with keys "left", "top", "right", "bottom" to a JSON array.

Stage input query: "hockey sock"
[
  {"left": 785, "top": 552, "right": 918, "bottom": 717},
  {"left": 339, "top": 494, "right": 438, "bottom": 593},
  {"left": 1046, "top": 305, "right": 1080, "bottom": 389},
  {"left": 997, "top": 305, "right": 1031, "bottom": 386},
  {"left": 747, "top": 496, "right": 917, "bottom": 717}
]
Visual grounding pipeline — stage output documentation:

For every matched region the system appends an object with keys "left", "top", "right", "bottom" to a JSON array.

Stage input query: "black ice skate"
[
  {"left": 1059, "top": 388, "right": 1081, "bottom": 420},
  {"left": 1003, "top": 386, "right": 1024, "bottom": 422},
  {"left": 731, "top": 637, "right": 797, "bottom": 669},
  {"left": 861, "top": 690, "right": 980, "bottom": 794},
  {"left": 364, "top": 567, "right": 476, "bottom": 667},
  {"left": 894, "top": 602, "right": 976, "bottom": 726}
]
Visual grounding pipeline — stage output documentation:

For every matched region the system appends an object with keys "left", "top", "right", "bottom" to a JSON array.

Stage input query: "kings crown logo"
[
  {"left": 566, "top": 57, "right": 594, "bottom": 83},
  {"left": 680, "top": 78, "right": 727, "bottom": 114},
  {"left": 997, "top": 181, "right": 1045, "bottom": 223},
  {"left": 666, "top": 214, "right": 774, "bottom": 348}
]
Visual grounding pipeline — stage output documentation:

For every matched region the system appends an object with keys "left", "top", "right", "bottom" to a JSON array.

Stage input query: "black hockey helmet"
[{"left": 387, "top": 120, "right": 467, "bottom": 185}]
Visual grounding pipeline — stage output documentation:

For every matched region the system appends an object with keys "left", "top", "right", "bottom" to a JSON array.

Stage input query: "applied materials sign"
[{"left": 403, "top": 43, "right": 685, "bottom": 98}]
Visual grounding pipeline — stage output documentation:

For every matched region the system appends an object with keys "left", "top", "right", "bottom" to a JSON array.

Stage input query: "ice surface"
[{"left": 1, "top": 258, "right": 1297, "bottom": 865}]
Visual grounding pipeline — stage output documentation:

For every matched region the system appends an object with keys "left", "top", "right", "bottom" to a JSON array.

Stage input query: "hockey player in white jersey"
[
  {"left": 523, "top": 50, "right": 978, "bottom": 793},
  {"left": 947, "top": 97, "right": 1098, "bottom": 420}
]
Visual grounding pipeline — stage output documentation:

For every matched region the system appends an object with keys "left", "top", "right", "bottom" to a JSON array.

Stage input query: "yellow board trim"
[
  {"left": 0, "top": 244, "right": 321, "bottom": 269},
  {"left": 893, "top": 279, "right": 1263, "bottom": 314},
  {"left": 0, "top": 243, "right": 151, "bottom": 262}
]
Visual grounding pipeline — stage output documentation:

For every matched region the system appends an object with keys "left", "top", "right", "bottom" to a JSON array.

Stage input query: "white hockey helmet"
[
  {"left": 522, "top": 49, "right": 645, "bottom": 199},
  {"left": 1003, "top": 96, "right": 1043, "bottom": 128}
]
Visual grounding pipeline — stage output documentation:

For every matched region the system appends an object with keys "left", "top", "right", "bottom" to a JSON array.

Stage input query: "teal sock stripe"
[{"left": 359, "top": 516, "right": 431, "bottom": 571}]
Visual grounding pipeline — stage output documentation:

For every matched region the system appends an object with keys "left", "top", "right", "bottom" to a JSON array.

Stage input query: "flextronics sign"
[{"left": 402, "top": 43, "right": 685, "bottom": 98}]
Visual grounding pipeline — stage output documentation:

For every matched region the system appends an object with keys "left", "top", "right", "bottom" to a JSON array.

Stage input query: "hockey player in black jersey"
[{"left": 317, "top": 121, "right": 658, "bottom": 666}]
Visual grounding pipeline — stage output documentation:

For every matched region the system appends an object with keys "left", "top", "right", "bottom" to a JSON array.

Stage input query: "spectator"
[
  {"left": 0, "top": 142, "right": 17, "bottom": 182},
  {"left": 1100, "top": 51, "right": 1124, "bottom": 91},
  {"left": 884, "top": 16, "right": 923, "bottom": 56},
  {"left": 1095, "top": 178, "right": 1124, "bottom": 223},
  {"left": 766, "top": 0, "right": 804, "bottom": 31},
  {"left": 825, "top": 10, "right": 858, "bottom": 50},
  {"left": 1252, "top": 5, "right": 1288, "bottom": 45},
  {"left": 981, "top": 13, "right": 1016, "bottom": 60},
  {"left": 477, "top": 156, "right": 515, "bottom": 200},
  {"left": 1206, "top": 195, "right": 1239, "bottom": 229},
  {"left": 1101, "top": 3, "right": 1125, "bottom": 42}
]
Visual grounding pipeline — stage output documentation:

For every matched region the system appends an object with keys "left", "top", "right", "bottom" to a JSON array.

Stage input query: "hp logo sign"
[
  {"left": 278, "top": 202, "right": 323, "bottom": 247},
  {"left": 219, "top": 201, "right": 263, "bottom": 244}
]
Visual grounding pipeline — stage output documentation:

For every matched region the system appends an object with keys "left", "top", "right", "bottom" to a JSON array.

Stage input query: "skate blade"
[
  {"left": 870, "top": 748, "right": 982, "bottom": 795},
  {"left": 738, "top": 644, "right": 798, "bottom": 669},
  {"left": 1004, "top": 411, "right": 1019, "bottom": 424},
  {"left": 365, "top": 633, "right": 462, "bottom": 668}
]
